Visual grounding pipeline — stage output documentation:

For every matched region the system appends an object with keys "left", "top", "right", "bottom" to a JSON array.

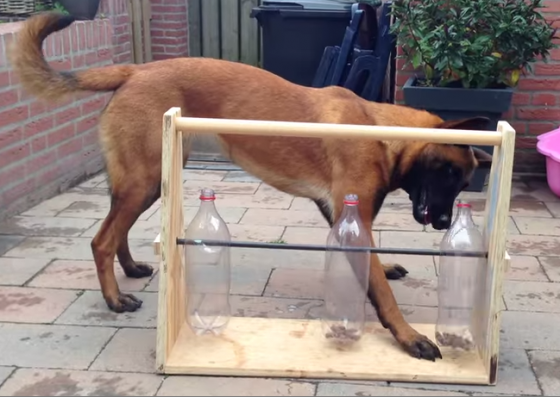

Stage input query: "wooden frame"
[{"left": 153, "top": 107, "right": 515, "bottom": 385}]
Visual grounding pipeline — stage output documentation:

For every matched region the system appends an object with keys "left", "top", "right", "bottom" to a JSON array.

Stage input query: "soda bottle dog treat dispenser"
[
  {"left": 322, "top": 194, "right": 371, "bottom": 346},
  {"left": 184, "top": 188, "right": 232, "bottom": 335},
  {"left": 436, "top": 200, "right": 484, "bottom": 350}
]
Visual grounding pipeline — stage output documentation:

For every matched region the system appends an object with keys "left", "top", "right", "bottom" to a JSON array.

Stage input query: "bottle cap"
[
  {"left": 200, "top": 188, "right": 216, "bottom": 201},
  {"left": 343, "top": 194, "right": 359, "bottom": 205}
]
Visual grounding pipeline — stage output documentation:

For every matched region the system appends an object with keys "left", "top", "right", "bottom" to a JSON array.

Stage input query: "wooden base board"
[{"left": 162, "top": 317, "right": 489, "bottom": 384}]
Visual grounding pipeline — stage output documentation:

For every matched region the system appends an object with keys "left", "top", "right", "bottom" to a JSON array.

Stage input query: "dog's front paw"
[
  {"left": 106, "top": 293, "right": 143, "bottom": 313},
  {"left": 383, "top": 263, "right": 409, "bottom": 280},
  {"left": 401, "top": 332, "right": 442, "bottom": 361}
]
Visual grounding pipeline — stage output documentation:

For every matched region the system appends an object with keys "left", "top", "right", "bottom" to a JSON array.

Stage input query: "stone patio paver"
[
  {"left": 0, "top": 323, "right": 116, "bottom": 369},
  {"left": 0, "top": 258, "right": 51, "bottom": 286},
  {"left": 0, "top": 368, "right": 163, "bottom": 396},
  {"left": 0, "top": 286, "right": 79, "bottom": 323},
  {"left": 156, "top": 376, "right": 316, "bottom": 396},
  {"left": 89, "top": 328, "right": 156, "bottom": 373},
  {"left": 55, "top": 291, "right": 157, "bottom": 328},
  {"left": 538, "top": 256, "right": 560, "bottom": 281},
  {"left": 28, "top": 260, "right": 152, "bottom": 292},
  {"left": 528, "top": 350, "right": 560, "bottom": 396},
  {"left": 2, "top": 168, "right": 560, "bottom": 396},
  {"left": 0, "top": 368, "right": 14, "bottom": 388}
]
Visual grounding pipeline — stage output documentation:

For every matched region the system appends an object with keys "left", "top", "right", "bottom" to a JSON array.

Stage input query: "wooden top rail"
[{"left": 173, "top": 116, "right": 505, "bottom": 146}]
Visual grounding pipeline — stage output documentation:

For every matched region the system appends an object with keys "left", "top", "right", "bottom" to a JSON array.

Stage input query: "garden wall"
[
  {"left": 394, "top": 0, "right": 560, "bottom": 174},
  {"left": 0, "top": 17, "right": 115, "bottom": 221}
]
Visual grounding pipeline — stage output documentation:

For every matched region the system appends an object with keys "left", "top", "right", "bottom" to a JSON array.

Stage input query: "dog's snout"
[{"left": 439, "top": 214, "right": 449, "bottom": 224}]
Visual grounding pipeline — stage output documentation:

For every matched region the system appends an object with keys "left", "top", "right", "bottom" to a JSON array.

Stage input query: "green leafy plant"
[
  {"left": 390, "top": 0, "right": 558, "bottom": 89},
  {"left": 34, "top": 0, "right": 69, "bottom": 14}
]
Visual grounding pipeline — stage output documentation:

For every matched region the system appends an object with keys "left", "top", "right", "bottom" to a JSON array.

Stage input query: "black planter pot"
[
  {"left": 57, "top": 0, "right": 101, "bottom": 20},
  {"left": 402, "top": 76, "right": 514, "bottom": 192}
]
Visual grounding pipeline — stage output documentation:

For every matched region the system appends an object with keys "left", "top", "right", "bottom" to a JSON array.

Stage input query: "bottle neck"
[
  {"left": 340, "top": 203, "right": 359, "bottom": 220},
  {"left": 454, "top": 206, "right": 476, "bottom": 228},
  {"left": 199, "top": 199, "right": 217, "bottom": 212}
]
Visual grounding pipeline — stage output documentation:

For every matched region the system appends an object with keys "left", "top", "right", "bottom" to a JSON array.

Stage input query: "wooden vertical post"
[
  {"left": 156, "top": 107, "right": 186, "bottom": 372},
  {"left": 472, "top": 121, "right": 515, "bottom": 384}
]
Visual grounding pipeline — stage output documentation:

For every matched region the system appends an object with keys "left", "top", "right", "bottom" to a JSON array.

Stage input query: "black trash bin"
[{"left": 251, "top": 1, "right": 354, "bottom": 87}]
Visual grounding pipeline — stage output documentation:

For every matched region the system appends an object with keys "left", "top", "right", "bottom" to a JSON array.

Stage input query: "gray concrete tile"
[
  {"left": 503, "top": 280, "right": 560, "bottom": 313},
  {"left": 222, "top": 171, "right": 262, "bottom": 183},
  {"left": 0, "top": 323, "right": 115, "bottom": 369},
  {"left": 0, "top": 258, "right": 50, "bottom": 286},
  {"left": 28, "top": 260, "right": 152, "bottom": 292},
  {"left": 539, "top": 256, "right": 560, "bottom": 282},
  {"left": 528, "top": 350, "right": 560, "bottom": 396},
  {"left": 0, "top": 368, "right": 14, "bottom": 388},
  {"left": 316, "top": 383, "right": 469, "bottom": 396},
  {"left": 0, "top": 216, "right": 96, "bottom": 237},
  {"left": 501, "top": 311, "right": 560, "bottom": 350},
  {"left": 0, "top": 286, "right": 79, "bottom": 323},
  {"left": 157, "top": 376, "right": 315, "bottom": 396},
  {"left": 89, "top": 328, "right": 156, "bottom": 373},
  {"left": 55, "top": 291, "right": 157, "bottom": 328},
  {"left": 0, "top": 236, "right": 25, "bottom": 257},
  {"left": 0, "top": 368, "right": 162, "bottom": 396},
  {"left": 391, "top": 349, "right": 540, "bottom": 395}
]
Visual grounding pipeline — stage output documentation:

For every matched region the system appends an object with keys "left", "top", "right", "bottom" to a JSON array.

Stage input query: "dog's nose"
[{"left": 439, "top": 214, "right": 450, "bottom": 224}]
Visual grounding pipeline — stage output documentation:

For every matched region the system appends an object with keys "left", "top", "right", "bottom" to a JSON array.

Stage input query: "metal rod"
[{"left": 176, "top": 238, "right": 488, "bottom": 258}]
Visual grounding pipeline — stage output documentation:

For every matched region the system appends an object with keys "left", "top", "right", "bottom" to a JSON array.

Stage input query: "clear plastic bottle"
[
  {"left": 184, "top": 188, "right": 231, "bottom": 336},
  {"left": 322, "top": 194, "right": 371, "bottom": 346},
  {"left": 435, "top": 200, "right": 484, "bottom": 351}
]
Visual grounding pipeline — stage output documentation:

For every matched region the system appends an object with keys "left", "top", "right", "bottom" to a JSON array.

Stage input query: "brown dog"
[{"left": 10, "top": 12, "right": 492, "bottom": 361}]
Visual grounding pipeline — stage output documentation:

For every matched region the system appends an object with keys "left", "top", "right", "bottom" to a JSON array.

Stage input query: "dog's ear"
[
  {"left": 472, "top": 146, "right": 493, "bottom": 169},
  {"left": 436, "top": 116, "right": 491, "bottom": 131}
]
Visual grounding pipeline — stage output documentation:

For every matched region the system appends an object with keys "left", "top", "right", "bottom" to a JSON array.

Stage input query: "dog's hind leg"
[
  {"left": 92, "top": 177, "right": 158, "bottom": 313},
  {"left": 115, "top": 184, "right": 160, "bottom": 279}
]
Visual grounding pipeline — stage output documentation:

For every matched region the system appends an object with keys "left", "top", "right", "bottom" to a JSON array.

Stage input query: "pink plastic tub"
[{"left": 537, "top": 127, "right": 560, "bottom": 198}]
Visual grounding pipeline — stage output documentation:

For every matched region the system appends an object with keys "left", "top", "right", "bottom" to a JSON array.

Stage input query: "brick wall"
[
  {"left": 393, "top": 0, "right": 560, "bottom": 174},
  {"left": 99, "top": 0, "right": 133, "bottom": 63},
  {"left": 0, "top": 19, "right": 114, "bottom": 221},
  {"left": 150, "top": 0, "right": 189, "bottom": 60}
]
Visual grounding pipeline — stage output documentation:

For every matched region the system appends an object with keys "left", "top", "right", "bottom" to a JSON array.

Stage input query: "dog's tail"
[{"left": 8, "top": 12, "right": 135, "bottom": 102}]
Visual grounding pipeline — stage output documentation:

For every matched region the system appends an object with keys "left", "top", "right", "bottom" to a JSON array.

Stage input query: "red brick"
[
  {"left": 527, "top": 121, "right": 557, "bottom": 135},
  {"left": 72, "top": 54, "right": 86, "bottom": 69},
  {"left": 516, "top": 136, "right": 537, "bottom": 149},
  {"left": 27, "top": 150, "right": 57, "bottom": 174},
  {"left": 2, "top": 177, "right": 36, "bottom": 203},
  {"left": 0, "top": 71, "right": 10, "bottom": 86},
  {"left": 152, "top": 4, "right": 186, "bottom": 13},
  {"left": 54, "top": 106, "right": 80, "bottom": 126},
  {"left": 76, "top": 114, "right": 99, "bottom": 134},
  {"left": 48, "top": 124, "right": 75, "bottom": 147},
  {"left": 535, "top": 63, "right": 560, "bottom": 75},
  {"left": 31, "top": 135, "right": 47, "bottom": 153},
  {"left": 85, "top": 51, "right": 98, "bottom": 65},
  {"left": 78, "top": 23, "right": 87, "bottom": 51},
  {"left": 0, "top": 142, "right": 30, "bottom": 168},
  {"left": 502, "top": 107, "right": 515, "bottom": 120},
  {"left": 80, "top": 96, "right": 107, "bottom": 116},
  {"left": 550, "top": 49, "right": 560, "bottom": 61},
  {"left": 24, "top": 115, "right": 55, "bottom": 138},
  {"left": 0, "top": 89, "right": 19, "bottom": 108},
  {"left": 57, "top": 137, "right": 83, "bottom": 158},
  {"left": 0, "top": 163, "right": 25, "bottom": 187},
  {"left": 62, "top": 31, "right": 71, "bottom": 54},
  {"left": 533, "top": 93, "right": 557, "bottom": 106},
  {"left": 0, "top": 126, "right": 22, "bottom": 148},
  {"left": 0, "top": 105, "right": 30, "bottom": 128},
  {"left": 510, "top": 122, "right": 528, "bottom": 135},
  {"left": 51, "top": 59, "right": 73, "bottom": 72},
  {"left": 97, "top": 48, "right": 112, "bottom": 63},
  {"left": 29, "top": 101, "right": 48, "bottom": 118},
  {"left": 513, "top": 92, "right": 531, "bottom": 105},
  {"left": 518, "top": 78, "right": 560, "bottom": 91},
  {"left": 517, "top": 107, "right": 560, "bottom": 121},
  {"left": 9, "top": 70, "right": 20, "bottom": 85}
]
